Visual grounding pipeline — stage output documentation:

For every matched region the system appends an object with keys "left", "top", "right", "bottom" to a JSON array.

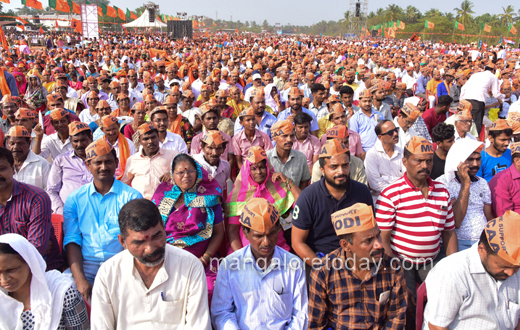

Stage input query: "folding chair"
[
  {"left": 416, "top": 282, "right": 428, "bottom": 330},
  {"left": 50, "top": 214, "right": 64, "bottom": 254}
]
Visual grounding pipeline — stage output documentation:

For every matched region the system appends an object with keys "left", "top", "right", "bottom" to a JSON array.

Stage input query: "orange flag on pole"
[
  {"left": 0, "top": 27, "right": 8, "bottom": 50},
  {"left": 22, "top": 0, "right": 43, "bottom": 10},
  {"left": 0, "top": 0, "right": 10, "bottom": 4},
  {"left": 106, "top": 6, "right": 116, "bottom": 18}
]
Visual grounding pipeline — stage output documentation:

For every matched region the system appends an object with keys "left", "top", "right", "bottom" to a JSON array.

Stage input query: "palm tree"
[
  {"left": 339, "top": 11, "right": 351, "bottom": 29},
  {"left": 499, "top": 6, "right": 516, "bottom": 26},
  {"left": 384, "top": 4, "right": 403, "bottom": 22},
  {"left": 368, "top": 11, "right": 375, "bottom": 19},
  {"left": 444, "top": 12, "right": 455, "bottom": 21},
  {"left": 376, "top": 8, "right": 384, "bottom": 17},
  {"left": 424, "top": 8, "right": 441, "bottom": 18},
  {"left": 405, "top": 5, "right": 420, "bottom": 23},
  {"left": 453, "top": 0, "right": 475, "bottom": 26}
]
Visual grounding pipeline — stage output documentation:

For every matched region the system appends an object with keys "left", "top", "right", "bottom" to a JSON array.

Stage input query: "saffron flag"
[
  {"left": 106, "top": 5, "right": 117, "bottom": 18},
  {"left": 22, "top": 0, "right": 43, "bottom": 10},
  {"left": 398, "top": 21, "right": 405, "bottom": 29},
  {"left": 455, "top": 21, "right": 465, "bottom": 31},
  {"left": 510, "top": 24, "right": 517, "bottom": 35},
  {"left": 0, "top": 27, "right": 8, "bottom": 50},
  {"left": 39, "top": 27, "right": 44, "bottom": 33},
  {"left": 213, "top": 21, "right": 217, "bottom": 26},
  {"left": 113, "top": 6, "right": 125, "bottom": 21},
  {"left": 481, "top": 23, "right": 491, "bottom": 33},
  {"left": 235, "top": 28, "right": 239, "bottom": 34},
  {"left": 0, "top": 0, "right": 9, "bottom": 4},
  {"left": 130, "top": 11, "right": 137, "bottom": 19},
  {"left": 410, "top": 33, "right": 420, "bottom": 42},
  {"left": 425, "top": 20, "right": 435, "bottom": 29},
  {"left": 16, "top": 18, "right": 29, "bottom": 25},
  {"left": 17, "top": 24, "right": 25, "bottom": 31}
]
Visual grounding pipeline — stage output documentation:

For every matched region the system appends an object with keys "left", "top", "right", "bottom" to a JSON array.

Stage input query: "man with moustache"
[
  {"left": 423, "top": 211, "right": 520, "bottom": 330},
  {"left": 291, "top": 140, "right": 373, "bottom": 269},
  {"left": 47, "top": 122, "right": 93, "bottom": 214},
  {"left": 276, "top": 87, "right": 319, "bottom": 136},
  {"left": 122, "top": 123, "right": 178, "bottom": 200},
  {"left": 63, "top": 138, "right": 142, "bottom": 301},
  {"left": 0, "top": 95, "right": 18, "bottom": 134},
  {"left": 436, "top": 139, "right": 493, "bottom": 251},
  {"left": 92, "top": 199, "right": 211, "bottom": 329},
  {"left": 308, "top": 203, "right": 407, "bottom": 329},
  {"left": 149, "top": 106, "right": 188, "bottom": 153},
  {"left": 193, "top": 130, "right": 231, "bottom": 191},
  {"left": 233, "top": 89, "right": 277, "bottom": 139}
]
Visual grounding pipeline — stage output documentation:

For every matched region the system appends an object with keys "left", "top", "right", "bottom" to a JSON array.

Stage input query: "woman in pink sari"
[
  {"left": 13, "top": 71, "right": 27, "bottom": 95},
  {"left": 152, "top": 154, "right": 224, "bottom": 303}
]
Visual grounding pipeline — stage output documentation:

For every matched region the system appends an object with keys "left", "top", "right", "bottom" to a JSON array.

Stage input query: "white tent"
[{"left": 123, "top": 9, "right": 166, "bottom": 28}]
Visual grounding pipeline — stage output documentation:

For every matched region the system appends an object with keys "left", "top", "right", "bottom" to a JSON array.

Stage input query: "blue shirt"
[
  {"left": 0, "top": 71, "right": 19, "bottom": 99},
  {"left": 211, "top": 245, "right": 308, "bottom": 330},
  {"left": 63, "top": 180, "right": 142, "bottom": 263},
  {"left": 277, "top": 107, "right": 319, "bottom": 132},
  {"left": 234, "top": 110, "right": 277, "bottom": 139},
  {"left": 348, "top": 109, "right": 384, "bottom": 151},
  {"left": 437, "top": 81, "right": 450, "bottom": 97},
  {"left": 477, "top": 149, "right": 512, "bottom": 182},
  {"left": 416, "top": 75, "right": 428, "bottom": 94}
]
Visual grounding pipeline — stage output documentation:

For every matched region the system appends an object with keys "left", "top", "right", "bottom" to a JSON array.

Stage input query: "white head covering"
[
  {"left": 264, "top": 83, "right": 279, "bottom": 113},
  {"left": 443, "top": 139, "right": 484, "bottom": 182},
  {"left": 0, "top": 234, "right": 74, "bottom": 330}
]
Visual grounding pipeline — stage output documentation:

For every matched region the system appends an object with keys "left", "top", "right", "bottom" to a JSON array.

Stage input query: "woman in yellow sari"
[{"left": 227, "top": 86, "right": 250, "bottom": 119}]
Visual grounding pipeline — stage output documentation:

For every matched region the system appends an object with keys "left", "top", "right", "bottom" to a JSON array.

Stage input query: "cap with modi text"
[
  {"left": 484, "top": 211, "right": 520, "bottom": 266},
  {"left": 331, "top": 203, "right": 376, "bottom": 236},
  {"left": 86, "top": 138, "right": 114, "bottom": 161},
  {"left": 405, "top": 136, "right": 434, "bottom": 154},
  {"left": 239, "top": 198, "right": 280, "bottom": 233}
]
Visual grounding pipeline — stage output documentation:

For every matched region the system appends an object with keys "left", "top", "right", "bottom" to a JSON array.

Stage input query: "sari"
[
  {"left": 225, "top": 158, "right": 294, "bottom": 253},
  {"left": 227, "top": 98, "right": 250, "bottom": 119},
  {"left": 13, "top": 71, "right": 27, "bottom": 95},
  {"left": 24, "top": 70, "right": 48, "bottom": 113},
  {"left": 265, "top": 83, "right": 281, "bottom": 113},
  {"left": 152, "top": 157, "right": 223, "bottom": 300}
]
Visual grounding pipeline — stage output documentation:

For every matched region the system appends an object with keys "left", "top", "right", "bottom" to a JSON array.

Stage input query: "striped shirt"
[
  {"left": 0, "top": 180, "right": 63, "bottom": 270},
  {"left": 375, "top": 174, "right": 455, "bottom": 264}
]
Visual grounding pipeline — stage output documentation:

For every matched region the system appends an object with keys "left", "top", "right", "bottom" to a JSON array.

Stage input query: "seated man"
[
  {"left": 423, "top": 211, "right": 520, "bottom": 330},
  {"left": 192, "top": 130, "right": 231, "bottom": 191},
  {"left": 6, "top": 126, "right": 50, "bottom": 190},
  {"left": 308, "top": 203, "right": 407, "bottom": 329},
  {"left": 311, "top": 125, "right": 367, "bottom": 185},
  {"left": 0, "top": 147, "right": 63, "bottom": 270},
  {"left": 445, "top": 100, "right": 478, "bottom": 141},
  {"left": 211, "top": 198, "right": 308, "bottom": 329},
  {"left": 92, "top": 198, "right": 211, "bottom": 329},
  {"left": 99, "top": 115, "right": 136, "bottom": 179},
  {"left": 477, "top": 119, "right": 513, "bottom": 182},
  {"left": 121, "top": 123, "right": 178, "bottom": 200},
  {"left": 150, "top": 106, "right": 188, "bottom": 153},
  {"left": 14, "top": 108, "right": 38, "bottom": 148},
  {"left": 430, "top": 123, "right": 456, "bottom": 180},
  {"left": 63, "top": 139, "right": 142, "bottom": 300},
  {"left": 292, "top": 112, "right": 321, "bottom": 174},
  {"left": 393, "top": 103, "right": 420, "bottom": 149},
  {"left": 47, "top": 122, "right": 93, "bottom": 214},
  {"left": 292, "top": 139, "right": 373, "bottom": 267},
  {"left": 33, "top": 108, "right": 73, "bottom": 161},
  {"left": 489, "top": 142, "right": 520, "bottom": 217},
  {"left": 0, "top": 95, "right": 18, "bottom": 134}
]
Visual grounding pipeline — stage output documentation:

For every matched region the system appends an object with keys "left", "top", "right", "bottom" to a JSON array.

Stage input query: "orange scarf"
[
  {"left": 168, "top": 115, "right": 183, "bottom": 135},
  {"left": 0, "top": 70, "right": 11, "bottom": 98},
  {"left": 116, "top": 133, "right": 130, "bottom": 180}
]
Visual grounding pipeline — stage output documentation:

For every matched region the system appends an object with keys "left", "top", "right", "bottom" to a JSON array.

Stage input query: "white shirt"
[
  {"left": 461, "top": 71, "right": 503, "bottom": 103},
  {"left": 66, "top": 86, "right": 78, "bottom": 98},
  {"left": 13, "top": 151, "right": 51, "bottom": 190},
  {"left": 401, "top": 74, "right": 417, "bottom": 90},
  {"left": 91, "top": 245, "right": 211, "bottom": 330},
  {"left": 192, "top": 153, "right": 231, "bottom": 191},
  {"left": 364, "top": 139, "right": 406, "bottom": 203},
  {"left": 79, "top": 109, "right": 99, "bottom": 125},
  {"left": 40, "top": 133, "right": 73, "bottom": 160},
  {"left": 393, "top": 117, "right": 417, "bottom": 150},
  {"left": 160, "top": 131, "right": 188, "bottom": 154},
  {"left": 423, "top": 245, "right": 520, "bottom": 330},
  {"left": 128, "top": 82, "right": 145, "bottom": 95},
  {"left": 454, "top": 127, "right": 477, "bottom": 141},
  {"left": 191, "top": 78, "right": 204, "bottom": 100}
]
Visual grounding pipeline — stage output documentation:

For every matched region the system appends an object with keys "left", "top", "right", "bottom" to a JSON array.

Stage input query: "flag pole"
[{"left": 478, "top": 24, "right": 482, "bottom": 45}]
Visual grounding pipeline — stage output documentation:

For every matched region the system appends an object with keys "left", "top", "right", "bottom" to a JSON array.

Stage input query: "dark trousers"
[{"left": 467, "top": 99, "right": 485, "bottom": 136}]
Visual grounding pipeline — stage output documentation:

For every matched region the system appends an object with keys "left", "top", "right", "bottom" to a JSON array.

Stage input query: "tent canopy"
[{"left": 123, "top": 9, "right": 166, "bottom": 28}]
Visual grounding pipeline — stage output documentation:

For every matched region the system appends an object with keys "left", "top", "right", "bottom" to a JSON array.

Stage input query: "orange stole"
[{"left": 168, "top": 115, "right": 183, "bottom": 135}]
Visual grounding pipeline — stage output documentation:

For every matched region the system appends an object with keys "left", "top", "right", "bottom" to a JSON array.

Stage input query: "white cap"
[{"left": 252, "top": 73, "right": 262, "bottom": 80}]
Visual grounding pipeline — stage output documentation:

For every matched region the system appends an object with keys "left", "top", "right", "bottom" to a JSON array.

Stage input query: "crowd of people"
[{"left": 0, "top": 30, "right": 520, "bottom": 330}]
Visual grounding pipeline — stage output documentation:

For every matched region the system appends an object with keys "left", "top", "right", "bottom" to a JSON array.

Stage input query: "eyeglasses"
[
  {"left": 380, "top": 128, "right": 399, "bottom": 136},
  {"left": 459, "top": 119, "right": 473, "bottom": 124},
  {"left": 174, "top": 170, "right": 197, "bottom": 177},
  {"left": 404, "top": 119, "right": 415, "bottom": 126}
]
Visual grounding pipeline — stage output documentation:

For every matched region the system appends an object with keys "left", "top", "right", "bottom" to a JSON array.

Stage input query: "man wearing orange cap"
[
  {"left": 447, "top": 100, "right": 478, "bottom": 141},
  {"left": 308, "top": 203, "right": 407, "bottom": 329},
  {"left": 402, "top": 66, "right": 417, "bottom": 90},
  {"left": 423, "top": 211, "right": 520, "bottom": 330},
  {"left": 99, "top": 115, "right": 136, "bottom": 179},
  {"left": 6, "top": 126, "right": 51, "bottom": 190},
  {"left": 63, "top": 138, "right": 142, "bottom": 298},
  {"left": 371, "top": 82, "right": 393, "bottom": 121},
  {"left": 489, "top": 142, "right": 520, "bottom": 217},
  {"left": 122, "top": 123, "right": 178, "bottom": 200},
  {"left": 268, "top": 119, "right": 310, "bottom": 189},
  {"left": 293, "top": 112, "right": 321, "bottom": 173},
  {"left": 394, "top": 102, "right": 420, "bottom": 149},
  {"left": 277, "top": 87, "right": 319, "bottom": 136},
  {"left": 193, "top": 130, "right": 231, "bottom": 190},
  {"left": 292, "top": 139, "right": 373, "bottom": 269},
  {"left": 106, "top": 80, "right": 122, "bottom": 111},
  {"left": 212, "top": 198, "right": 308, "bottom": 330},
  {"left": 33, "top": 108, "right": 73, "bottom": 160},
  {"left": 477, "top": 119, "right": 513, "bottom": 182},
  {"left": 437, "top": 69, "right": 455, "bottom": 97},
  {"left": 232, "top": 106, "right": 273, "bottom": 169},
  {"left": 426, "top": 70, "right": 442, "bottom": 108},
  {"left": 127, "top": 69, "right": 145, "bottom": 95},
  {"left": 153, "top": 75, "right": 169, "bottom": 104},
  {"left": 47, "top": 122, "right": 93, "bottom": 214},
  {"left": 149, "top": 106, "right": 188, "bottom": 154},
  {"left": 119, "top": 76, "right": 142, "bottom": 107},
  {"left": 349, "top": 89, "right": 384, "bottom": 151},
  {"left": 0, "top": 95, "right": 18, "bottom": 134},
  {"left": 14, "top": 109, "right": 38, "bottom": 148},
  {"left": 376, "top": 136, "right": 458, "bottom": 302}
]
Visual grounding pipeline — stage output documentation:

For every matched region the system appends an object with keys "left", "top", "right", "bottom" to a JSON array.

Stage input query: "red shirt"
[
  {"left": 489, "top": 164, "right": 520, "bottom": 217},
  {"left": 422, "top": 107, "right": 446, "bottom": 137}
]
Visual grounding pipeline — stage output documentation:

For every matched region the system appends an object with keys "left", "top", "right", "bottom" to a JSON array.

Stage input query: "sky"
[{"left": 3, "top": 0, "right": 517, "bottom": 26}]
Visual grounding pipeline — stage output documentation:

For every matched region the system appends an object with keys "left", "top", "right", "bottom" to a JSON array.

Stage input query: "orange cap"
[
  {"left": 510, "top": 142, "right": 520, "bottom": 155},
  {"left": 15, "top": 108, "right": 35, "bottom": 119},
  {"left": 405, "top": 136, "right": 434, "bottom": 154},
  {"left": 331, "top": 203, "right": 376, "bottom": 236},
  {"left": 507, "top": 113, "right": 520, "bottom": 134},
  {"left": 239, "top": 106, "right": 255, "bottom": 118},
  {"left": 484, "top": 211, "right": 520, "bottom": 266},
  {"left": 287, "top": 87, "right": 302, "bottom": 97},
  {"left": 136, "top": 122, "right": 157, "bottom": 136},
  {"left": 359, "top": 89, "right": 372, "bottom": 99},
  {"left": 200, "top": 84, "right": 209, "bottom": 92},
  {"left": 345, "top": 71, "right": 355, "bottom": 78},
  {"left": 250, "top": 88, "right": 265, "bottom": 98},
  {"left": 1, "top": 95, "right": 14, "bottom": 104},
  {"left": 95, "top": 100, "right": 110, "bottom": 109},
  {"left": 69, "top": 122, "right": 91, "bottom": 136},
  {"left": 401, "top": 103, "right": 420, "bottom": 121},
  {"left": 396, "top": 82, "right": 406, "bottom": 89},
  {"left": 326, "top": 125, "right": 349, "bottom": 139},
  {"left": 202, "top": 130, "right": 227, "bottom": 146},
  {"left": 239, "top": 198, "right": 280, "bottom": 233},
  {"left": 6, "top": 126, "right": 30, "bottom": 138},
  {"left": 245, "top": 146, "right": 267, "bottom": 164},
  {"left": 271, "top": 119, "right": 295, "bottom": 138},
  {"left": 489, "top": 119, "right": 511, "bottom": 131},
  {"left": 144, "top": 94, "right": 157, "bottom": 103},
  {"left": 330, "top": 103, "right": 346, "bottom": 115},
  {"left": 319, "top": 139, "right": 349, "bottom": 158},
  {"left": 327, "top": 94, "right": 341, "bottom": 104},
  {"left": 182, "top": 90, "right": 194, "bottom": 98},
  {"left": 86, "top": 138, "right": 114, "bottom": 161},
  {"left": 154, "top": 75, "right": 163, "bottom": 82},
  {"left": 149, "top": 106, "right": 167, "bottom": 119},
  {"left": 50, "top": 108, "right": 68, "bottom": 121},
  {"left": 457, "top": 100, "right": 473, "bottom": 114},
  {"left": 47, "top": 93, "right": 62, "bottom": 103},
  {"left": 215, "top": 89, "right": 229, "bottom": 98},
  {"left": 100, "top": 115, "right": 118, "bottom": 128},
  {"left": 163, "top": 95, "right": 176, "bottom": 105}
]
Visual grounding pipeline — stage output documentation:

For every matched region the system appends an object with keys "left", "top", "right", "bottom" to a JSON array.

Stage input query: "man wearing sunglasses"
[{"left": 364, "top": 119, "right": 406, "bottom": 204}]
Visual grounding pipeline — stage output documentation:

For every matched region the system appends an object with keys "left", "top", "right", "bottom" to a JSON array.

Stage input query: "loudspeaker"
[
  {"left": 355, "top": 3, "right": 361, "bottom": 17},
  {"left": 33, "top": 15, "right": 40, "bottom": 24},
  {"left": 167, "top": 20, "right": 193, "bottom": 39},
  {"left": 149, "top": 8, "right": 155, "bottom": 22}
]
